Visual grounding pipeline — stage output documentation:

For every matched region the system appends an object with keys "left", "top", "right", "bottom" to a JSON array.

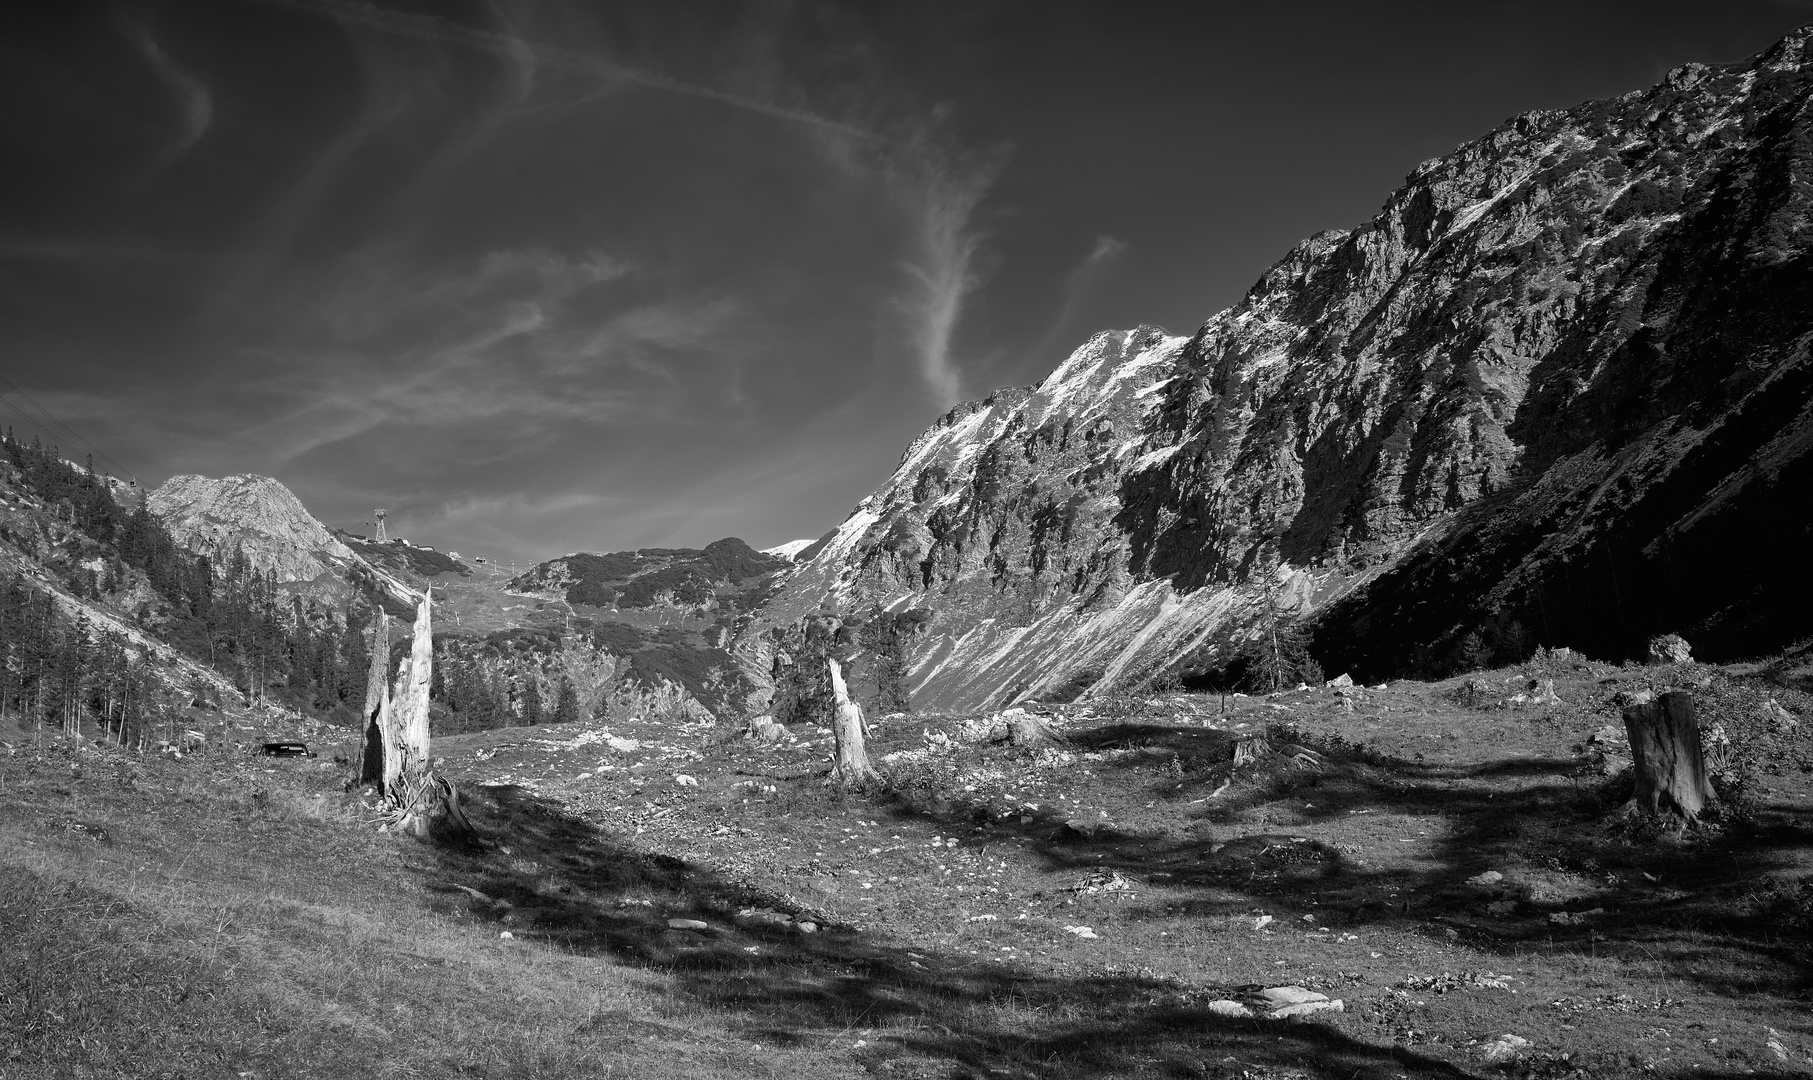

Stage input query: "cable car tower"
[{"left": 367, "top": 509, "right": 388, "bottom": 542}]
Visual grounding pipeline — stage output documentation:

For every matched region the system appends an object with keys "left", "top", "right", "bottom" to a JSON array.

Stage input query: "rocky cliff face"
[
  {"left": 749, "top": 28, "right": 1813, "bottom": 712},
  {"left": 150, "top": 474, "right": 415, "bottom": 607}
]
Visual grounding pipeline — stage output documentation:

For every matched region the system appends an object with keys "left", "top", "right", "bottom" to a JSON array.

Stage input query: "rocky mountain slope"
[
  {"left": 149, "top": 474, "right": 416, "bottom": 609},
  {"left": 747, "top": 28, "right": 1813, "bottom": 713}
]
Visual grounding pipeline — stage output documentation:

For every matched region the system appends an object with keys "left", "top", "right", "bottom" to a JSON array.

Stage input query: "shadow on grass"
[
  {"left": 414, "top": 783, "right": 1476, "bottom": 1080},
  {"left": 912, "top": 719, "right": 1813, "bottom": 1005}
]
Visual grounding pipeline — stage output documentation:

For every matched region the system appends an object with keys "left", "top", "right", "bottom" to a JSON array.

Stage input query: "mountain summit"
[
  {"left": 149, "top": 474, "right": 357, "bottom": 583},
  {"left": 747, "top": 28, "right": 1813, "bottom": 712}
]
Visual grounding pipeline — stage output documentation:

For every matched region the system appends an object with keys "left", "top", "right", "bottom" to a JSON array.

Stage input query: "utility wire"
[
  {"left": 0, "top": 372, "right": 135, "bottom": 482},
  {"left": 0, "top": 393, "right": 62, "bottom": 452}
]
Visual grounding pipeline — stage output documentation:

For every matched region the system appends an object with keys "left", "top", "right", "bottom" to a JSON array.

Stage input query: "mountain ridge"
[{"left": 741, "top": 27, "right": 1813, "bottom": 713}]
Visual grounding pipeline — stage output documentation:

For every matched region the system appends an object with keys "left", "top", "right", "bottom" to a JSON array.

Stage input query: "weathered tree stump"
[
  {"left": 383, "top": 589, "right": 474, "bottom": 843},
  {"left": 825, "top": 658, "right": 880, "bottom": 786},
  {"left": 1620, "top": 690, "right": 1714, "bottom": 823},
  {"left": 1233, "top": 736, "right": 1324, "bottom": 770}
]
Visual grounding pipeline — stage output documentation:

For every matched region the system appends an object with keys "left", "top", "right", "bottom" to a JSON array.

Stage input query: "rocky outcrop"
[{"left": 748, "top": 28, "right": 1813, "bottom": 712}]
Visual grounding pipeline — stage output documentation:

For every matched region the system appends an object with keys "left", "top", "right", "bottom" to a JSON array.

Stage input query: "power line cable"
[
  {"left": 0, "top": 392, "right": 62, "bottom": 450},
  {"left": 0, "top": 372, "right": 136, "bottom": 481}
]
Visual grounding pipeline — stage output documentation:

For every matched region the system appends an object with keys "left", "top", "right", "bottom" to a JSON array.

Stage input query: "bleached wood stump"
[{"left": 826, "top": 658, "right": 880, "bottom": 786}]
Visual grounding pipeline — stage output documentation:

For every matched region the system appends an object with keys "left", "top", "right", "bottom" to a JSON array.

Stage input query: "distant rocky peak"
[{"left": 149, "top": 473, "right": 354, "bottom": 583}]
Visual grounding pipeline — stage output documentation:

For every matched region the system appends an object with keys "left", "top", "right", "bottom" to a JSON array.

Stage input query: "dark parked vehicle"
[{"left": 259, "top": 742, "right": 311, "bottom": 758}]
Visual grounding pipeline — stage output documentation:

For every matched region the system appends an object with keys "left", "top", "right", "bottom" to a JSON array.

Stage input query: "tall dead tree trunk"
[
  {"left": 388, "top": 590, "right": 433, "bottom": 805},
  {"left": 826, "top": 658, "right": 880, "bottom": 786},
  {"left": 382, "top": 589, "right": 472, "bottom": 842},
  {"left": 1621, "top": 690, "right": 1714, "bottom": 823},
  {"left": 356, "top": 612, "right": 388, "bottom": 788}
]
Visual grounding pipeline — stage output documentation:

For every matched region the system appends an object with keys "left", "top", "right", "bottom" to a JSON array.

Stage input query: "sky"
[{"left": 2, "top": 1, "right": 1809, "bottom": 565}]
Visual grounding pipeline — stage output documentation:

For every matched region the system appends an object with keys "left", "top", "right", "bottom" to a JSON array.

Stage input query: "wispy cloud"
[
  {"left": 122, "top": 20, "right": 213, "bottom": 176},
  {"left": 219, "top": 243, "right": 754, "bottom": 469},
  {"left": 889, "top": 137, "right": 1004, "bottom": 407},
  {"left": 257, "top": 0, "right": 886, "bottom": 145}
]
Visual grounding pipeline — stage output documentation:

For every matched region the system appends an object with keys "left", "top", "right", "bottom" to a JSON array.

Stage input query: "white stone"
[
  {"left": 1481, "top": 1034, "right": 1531, "bottom": 1063},
  {"left": 1261, "top": 986, "right": 1328, "bottom": 1005}
]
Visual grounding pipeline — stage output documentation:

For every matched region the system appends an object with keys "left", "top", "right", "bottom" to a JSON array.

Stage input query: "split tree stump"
[
  {"left": 1233, "top": 737, "right": 1324, "bottom": 770},
  {"left": 826, "top": 658, "right": 880, "bottom": 786},
  {"left": 1620, "top": 690, "right": 1714, "bottom": 823}
]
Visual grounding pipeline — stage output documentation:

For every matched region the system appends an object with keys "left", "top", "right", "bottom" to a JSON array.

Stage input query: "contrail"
[{"left": 251, "top": 0, "right": 887, "bottom": 144}]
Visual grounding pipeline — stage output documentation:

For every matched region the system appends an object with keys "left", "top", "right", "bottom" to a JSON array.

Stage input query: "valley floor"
[{"left": 3, "top": 656, "right": 1811, "bottom": 1079}]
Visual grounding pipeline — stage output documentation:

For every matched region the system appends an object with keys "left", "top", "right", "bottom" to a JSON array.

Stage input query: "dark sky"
[{"left": 3, "top": 1, "right": 1808, "bottom": 563}]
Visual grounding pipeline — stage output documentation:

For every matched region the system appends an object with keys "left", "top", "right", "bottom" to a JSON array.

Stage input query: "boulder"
[
  {"left": 1647, "top": 633, "right": 1692, "bottom": 665},
  {"left": 1481, "top": 1034, "right": 1531, "bottom": 1063},
  {"left": 1205, "top": 999, "right": 1253, "bottom": 1018},
  {"left": 747, "top": 715, "right": 788, "bottom": 743}
]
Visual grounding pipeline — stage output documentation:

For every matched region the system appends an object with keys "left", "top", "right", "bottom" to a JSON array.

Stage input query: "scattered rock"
[
  {"left": 1508, "top": 678, "right": 1561, "bottom": 708},
  {"left": 1466, "top": 870, "right": 1505, "bottom": 888},
  {"left": 1647, "top": 633, "right": 1692, "bottom": 665},
  {"left": 747, "top": 715, "right": 788, "bottom": 743},
  {"left": 1613, "top": 688, "right": 1655, "bottom": 710},
  {"left": 1071, "top": 869, "right": 1137, "bottom": 896},
  {"left": 1325, "top": 673, "right": 1354, "bottom": 688},
  {"left": 1760, "top": 698, "right": 1799, "bottom": 734},
  {"left": 1487, "top": 900, "right": 1517, "bottom": 915},
  {"left": 1481, "top": 1034, "right": 1531, "bottom": 1063},
  {"left": 793, "top": 921, "right": 818, "bottom": 934},
  {"left": 673, "top": 774, "right": 698, "bottom": 788},
  {"left": 1205, "top": 999, "right": 1253, "bottom": 1018},
  {"left": 1063, "top": 925, "right": 1099, "bottom": 939},
  {"left": 1766, "top": 1029, "right": 1791, "bottom": 1062},
  {"left": 666, "top": 918, "right": 710, "bottom": 931},
  {"left": 498, "top": 930, "right": 514, "bottom": 940},
  {"left": 63, "top": 821, "right": 110, "bottom": 844},
  {"left": 735, "top": 907, "right": 792, "bottom": 927},
  {"left": 1253, "top": 914, "right": 1275, "bottom": 930},
  {"left": 1589, "top": 723, "right": 1628, "bottom": 750},
  {"left": 1547, "top": 908, "right": 1605, "bottom": 926}
]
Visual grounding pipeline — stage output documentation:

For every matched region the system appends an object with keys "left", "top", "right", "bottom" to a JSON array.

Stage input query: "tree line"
[{"left": 0, "top": 431, "right": 377, "bottom": 734}]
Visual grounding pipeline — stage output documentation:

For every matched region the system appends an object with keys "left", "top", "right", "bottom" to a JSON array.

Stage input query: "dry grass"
[{"left": 4, "top": 657, "right": 1812, "bottom": 1078}]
